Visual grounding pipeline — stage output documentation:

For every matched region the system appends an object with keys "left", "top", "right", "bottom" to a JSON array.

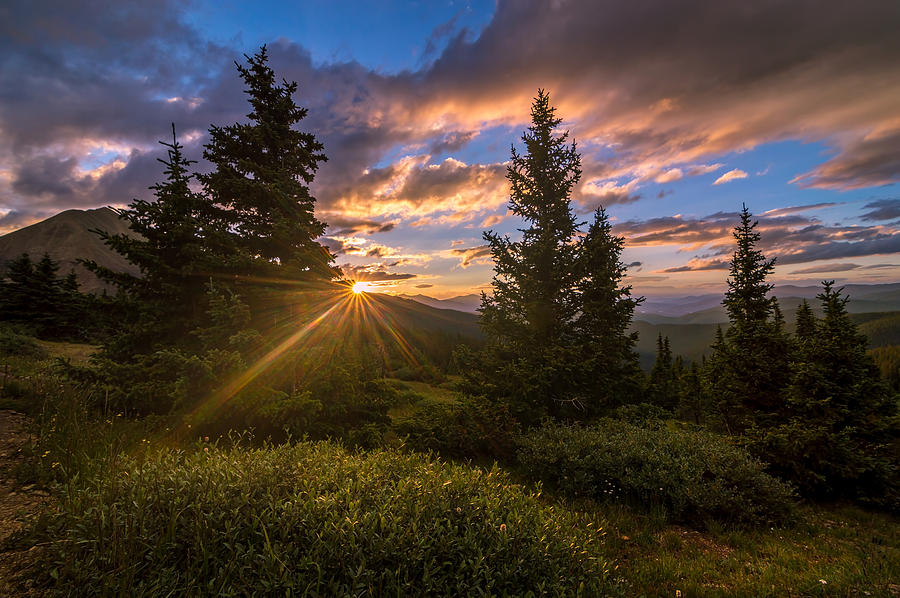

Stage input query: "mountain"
[
  {"left": 367, "top": 293, "right": 482, "bottom": 339},
  {"left": 399, "top": 293, "right": 482, "bottom": 313},
  {"left": 636, "top": 283, "right": 900, "bottom": 324},
  {"left": 0, "top": 207, "right": 137, "bottom": 292}
]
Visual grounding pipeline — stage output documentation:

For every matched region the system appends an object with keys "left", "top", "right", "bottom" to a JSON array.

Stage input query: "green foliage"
[
  {"left": 30, "top": 442, "right": 618, "bottom": 597},
  {"left": 706, "top": 207, "right": 791, "bottom": 433},
  {"left": 0, "top": 325, "right": 48, "bottom": 359},
  {"left": 468, "top": 92, "right": 641, "bottom": 423},
  {"left": 199, "top": 45, "right": 337, "bottom": 284},
  {"left": 646, "top": 334, "right": 678, "bottom": 411},
  {"left": 752, "top": 282, "right": 900, "bottom": 509},
  {"left": 0, "top": 253, "right": 94, "bottom": 340},
  {"left": 518, "top": 420, "right": 796, "bottom": 528},
  {"left": 84, "top": 125, "right": 228, "bottom": 359},
  {"left": 870, "top": 344, "right": 900, "bottom": 391},
  {"left": 394, "top": 394, "right": 521, "bottom": 461}
]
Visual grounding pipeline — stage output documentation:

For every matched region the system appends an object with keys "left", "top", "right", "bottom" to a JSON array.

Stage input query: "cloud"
[
  {"left": 712, "top": 169, "right": 748, "bottom": 185},
  {"left": 450, "top": 244, "right": 491, "bottom": 268},
  {"left": 325, "top": 216, "right": 397, "bottom": 235},
  {"left": 617, "top": 209, "right": 900, "bottom": 272},
  {"left": 685, "top": 164, "right": 724, "bottom": 177},
  {"left": 414, "top": 283, "right": 434, "bottom": 288},
  {"left": 654, "top": 168, "right": 683, "bottom": 183},
  {"left": 860, "top": 198, "right": 900, "bottom": 222},
  {"left": 662, "top": 259, "right": 730, "bottom": 273},
  {"left": 790, "top": 263, "right": 861, "bottom": 274},
  {"left": 339, "top": 263, "right": 418, "bottom": 282},
  {"left": 480, "top": 212, "right": 506, "bottom": 227},
  {"left": 3, "top": 0, "right": 900, "bottom": 238},
  {"left": 762, "top": 202, "right": 839, "bottom": 217},
  {"left": 792, "top": 127, "right": 900, "bottom": 190}
]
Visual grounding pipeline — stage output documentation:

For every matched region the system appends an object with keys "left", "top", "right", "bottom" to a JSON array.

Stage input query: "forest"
[{"left": 0, "top": 47, "right": 898, "bottom": 597}]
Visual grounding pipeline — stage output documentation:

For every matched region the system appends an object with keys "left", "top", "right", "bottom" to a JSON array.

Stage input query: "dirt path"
[{"left": 0, "top": 410, "right": 48, "bottom": 597}]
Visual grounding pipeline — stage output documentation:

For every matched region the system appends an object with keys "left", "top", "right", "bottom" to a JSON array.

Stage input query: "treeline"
[{"left": 0, "top": 253, "right": 116, "bottom": 341}]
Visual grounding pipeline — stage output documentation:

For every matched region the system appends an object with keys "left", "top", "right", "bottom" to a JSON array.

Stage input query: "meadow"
[{"left": 1, "top": 337, "right": 897, "bottom": 597}]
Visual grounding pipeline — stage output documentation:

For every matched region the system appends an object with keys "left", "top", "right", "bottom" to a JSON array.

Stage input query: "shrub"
[
  {"left": 518, "top": 420, "right": 796, "bottom": 528},
  {"left": 0, "top": 326, "right": 48, "bottom": 359},
  {"left": 393, "top": 394, "right": 520, "bottom": 460},
  {"left": 31, "top": 442, "right": 618, "bottom": 596}
]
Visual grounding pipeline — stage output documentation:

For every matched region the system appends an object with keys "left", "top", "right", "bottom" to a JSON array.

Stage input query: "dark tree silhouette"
[{"left": 465, "top": 91, "right": 641, "bottom": 423}]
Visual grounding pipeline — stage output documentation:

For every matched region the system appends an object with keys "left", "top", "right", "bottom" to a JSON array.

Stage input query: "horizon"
[{"left": 2, "top": 0, "right": 899, "bottom": 297}]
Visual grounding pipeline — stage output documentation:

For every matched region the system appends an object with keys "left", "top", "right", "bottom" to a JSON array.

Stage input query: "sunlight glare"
[{"left": 352, "top": 281, "right": 368, "bottom": 294}]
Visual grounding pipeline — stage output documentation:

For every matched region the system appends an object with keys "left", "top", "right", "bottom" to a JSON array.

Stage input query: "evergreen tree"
[
  {"left": 0, "top": 253, "right": 88, "bottom": 338},
  {"left": 708, "top": 205, "right": 790, "bottom": 432},
  {"left": 678, "top": 361, "right": 706, "bottom": 424},
  {"left": 85, "top": 125, "right": 222, "bottom": 357},
  {"left": 466, "top": 91, "right": 641, "bottom": 423},
  {"left": 647, "top": 334, "right": 677, "bottom": 410},
  {"left": 199, "top": 45, "right": 338, "bottom": 288},
  {"left": 758, "top": 282, "right": 899, "bottom": 507},
  {"left": 575, "top": 207, "right": 644, "bottom": 410},
  {"left": 795, "top": 299, "right": 816, "bottom": 340},
  {"left": 473, "top": 90, "right": 584, "bottom": 422}
]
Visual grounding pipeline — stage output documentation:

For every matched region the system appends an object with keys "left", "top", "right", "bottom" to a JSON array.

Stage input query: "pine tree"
[
  {"left": 795, "top": 299, "right": 816, "bottom": 341},
  {"left": 708, "top": 205, "right": 790, "bottom": 432},
  {"left": 467, "top": 91, "right": 641, "bottom": 423},
  {"left": 575, "top": 207, "right": 643, "bottom": 410},
  {"left": 474, "top": 90, "right": 584, "bottom": 422},
  {"left": 86, "top": 125, "right": 225, "bottom": 357},
  {"left": 648, "top": 334, "right": 677, "bottom": 410},
  {"left": 678, "top": 361, "right": 706, "bottom": 424},
  {"left": 199, "top": 45, "right": 338, "bottom": 287},
  {"left": 761, "top": 282, "right": 899, "bottom": 506}
]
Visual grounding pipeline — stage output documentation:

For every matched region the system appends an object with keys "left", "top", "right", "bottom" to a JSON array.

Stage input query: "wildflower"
[
  {"left": 203, "top": 436, "right": 209, "bottom": 442},
  {"left": 204, "top": 447, "right": 209, "bottom": 453},
  {"left": 499, "top": 524, "right": 506, "bottom": 532},
  {"left": 819, "top": 580, "right": 827, "bottom": 585}
]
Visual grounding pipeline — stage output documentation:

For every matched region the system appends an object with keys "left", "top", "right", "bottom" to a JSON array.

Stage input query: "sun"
[{"left": 351, "top": 281, "right": 368, "bottom": 294}]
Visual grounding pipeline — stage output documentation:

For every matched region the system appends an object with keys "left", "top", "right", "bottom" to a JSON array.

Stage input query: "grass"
[
  {"left": 385, "top": 377, "right": 461, "bottom": 419},
  {"left": 21, "top": 441, "right": 618, "bottom": 597},
  {"left": 595, "top": 501, "right": 900, "bottom": 597},
  {"left": 3, "top": 345, "right": 899, "bottom": 596}
]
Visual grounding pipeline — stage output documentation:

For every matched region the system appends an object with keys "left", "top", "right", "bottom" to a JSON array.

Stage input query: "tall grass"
[{"left": 29, "top": 441, "right": 620, "bottom": 597}]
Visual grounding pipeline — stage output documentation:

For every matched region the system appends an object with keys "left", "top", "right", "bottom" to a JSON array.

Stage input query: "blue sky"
[{"left": 1, "top": 0, "right": 899, "bottom": 297}]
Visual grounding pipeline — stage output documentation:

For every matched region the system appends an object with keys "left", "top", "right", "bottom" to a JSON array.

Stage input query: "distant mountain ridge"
[
  {"left": 397, "top": 293, "right": 482, "bottom": 314},
  {"left": 636, "top": 283, "right": 900, "bottom": 322},
  {"left": 0, "top": 207, "right": 137, "bottom": 292}
]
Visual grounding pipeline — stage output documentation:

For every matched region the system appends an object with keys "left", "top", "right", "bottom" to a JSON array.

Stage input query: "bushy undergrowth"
[
  {"left": 27, "top": 441, "right": 618, "bottom": 597},
  {"left": 393, "top": 394, "right": 520, "bottom": 460},
  {"left": 0, "top": 324, "right": 48, "bottom": 359},
  {"left": 518, "top": 420, "right": 796, "bottom": 528}
]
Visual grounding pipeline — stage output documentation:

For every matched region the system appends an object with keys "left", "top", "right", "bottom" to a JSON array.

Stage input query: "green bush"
[
  {"left": 393, "top": 394, "right": 520, "bottom": 460},
  {"left": 0, "top": 326, "right": 48, "bottom": 359},
  {"left": 31, "top": 442, "right": 618, "bottom": 596},
  {"left": 518, "top": 420, "right": 796, "bottom": 528}
]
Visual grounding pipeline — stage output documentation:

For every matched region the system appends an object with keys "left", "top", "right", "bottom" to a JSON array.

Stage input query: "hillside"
[
  {"left": 0, "top": 207, "right": 137, "bottom": 292},
  {"left": 632, "top": 311, "right": 900, "bottom": 367},
  {"left": 398, "top": 293, "right": 481, "bottom": 313}
]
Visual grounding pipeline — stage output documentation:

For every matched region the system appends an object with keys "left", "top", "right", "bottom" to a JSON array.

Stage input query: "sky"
[{"left": 2, "top": 0, "right": 899, "bottom": 298}]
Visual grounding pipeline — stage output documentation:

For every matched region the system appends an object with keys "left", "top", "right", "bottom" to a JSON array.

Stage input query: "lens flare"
[{"left": 351, "top": 281, "right": 367, "bottom": 294}]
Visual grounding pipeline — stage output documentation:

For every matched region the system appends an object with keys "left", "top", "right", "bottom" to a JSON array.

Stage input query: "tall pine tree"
[
  {"left": 466, "top": 90, "right": 640, "bottom": 423},
  {"left": 199, "top": 45, "right": 338, "bottom": 288},
  {"left": 575, "top": 207, "right": 644, "bottom": 410},
  {"left": 707, "top": 205, "right": 790, "bottom": 432}
]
